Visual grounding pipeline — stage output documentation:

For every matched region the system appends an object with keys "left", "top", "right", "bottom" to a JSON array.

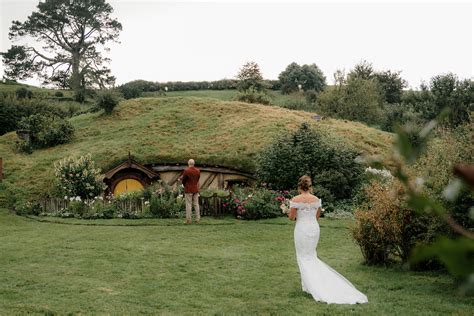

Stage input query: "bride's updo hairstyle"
[{"left": 298, "top": 175, "right": 312, "bottom": 192}]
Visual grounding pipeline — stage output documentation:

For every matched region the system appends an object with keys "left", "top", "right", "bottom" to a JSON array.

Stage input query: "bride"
[{"left": 288, "top": 175, "right": 368, "bottom": 304}]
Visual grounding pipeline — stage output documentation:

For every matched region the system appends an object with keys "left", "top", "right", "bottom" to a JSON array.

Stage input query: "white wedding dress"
[{"left": 290, "top": 200, "right": 368, "bottom": 304}]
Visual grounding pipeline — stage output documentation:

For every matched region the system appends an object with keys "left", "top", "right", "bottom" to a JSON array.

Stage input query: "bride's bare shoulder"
[{"left": 291, "top": 194, "right": 319, "bottom": 203}]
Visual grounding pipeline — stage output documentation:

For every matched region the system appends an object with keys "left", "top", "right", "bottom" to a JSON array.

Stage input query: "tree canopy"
[
  {"left": 278, "top": 62, "right": 326, "bottom": 94},
  {"left": 236, "top": 61, "right": 265, "bottom": 92},
  {"left": 1, "top": 0, "right": 122, "bottom": 101}
]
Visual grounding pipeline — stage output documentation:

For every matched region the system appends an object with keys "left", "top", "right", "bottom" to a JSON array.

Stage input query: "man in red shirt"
[{"left": 180, "top": 159, "right": 201, "bottom": 224}]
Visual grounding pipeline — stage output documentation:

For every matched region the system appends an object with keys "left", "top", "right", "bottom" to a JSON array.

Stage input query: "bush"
[
  {"left": 351, "top": 181, "right": 426, "bottom": 265},
  {"left": 54, "top": 91, "right": 64, "bottom": 97},
  {"left": 281, "top": 99, "right": 313, "bottom": 111},
  {"left": 15, "top": 139, "right": 33, "bottom": 154},
  {"left": 316, "top": 78, "right": 384, "bottom": 125},
  {"left": 15, "top": 87, "right": 33, "bottom": 99},
  {"left": 236, "top": 88, "right": 271, "bottom": 105},
  {"left": 224, "top": 186, "right": 290, "bottom": 220},
  {"left": 149, "top": 183, "right": 184, "bottom": 218},
  {"left": 18, "top": 114, "right": 74, "bottom": 149},
  {"left": 54, "top": 154, "right": 105, "bottom": 200},
  {"left": 256, "top": 123, "right": 364, "bottom": 203},
  {"left": 96, "top": 90, "right": 120, "bottom": 114},
  {"left": 380, "top": 103, "right": 423, "bottom": 132},
  {"left": 413, "top": 122, "right": 474, "bottom": 235}
]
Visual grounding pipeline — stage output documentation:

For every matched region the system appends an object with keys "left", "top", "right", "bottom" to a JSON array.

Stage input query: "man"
[{"left": 180, "top": 159, "right": 201, "bottom": 224}]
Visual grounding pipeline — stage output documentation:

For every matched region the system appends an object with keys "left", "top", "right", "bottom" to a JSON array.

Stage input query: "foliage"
[
  {"left": 0, "top": 92, "right": 85, "bottom": 136},
  {"left": 236, "top": 87, "right": 271, "bottom": 105},
  {"left": 347, "top": 60, "right": 375, "bottom": 81},
  {"left": 96, "top": 90, "right": 120, "bottom": 114},
  {"left": 54, "top": 154, "right": 105, "bottom": 200},
  {"left": 54, "top": 91, "right": 64, "bottom": 97},
  {"left": 400, "top": 74, "right": 473, "bottom": 128},
  {"left": 236, "top": 61, "right": 265, "bottom": 92},
  {"left": 278, "top": 62, "right": 326, "bottom": 94},
  {"left": 374, "top": 70, "right": 407, "bottom": 104},
  {"left": 1, "top": 0, "right": 122, "bottom": 99},
  {"left": 15, "top": 87, "right": 33, "bottom": 99},
  {"left": 149, "top": 183, "right": 184, "bottom": 218},
  {"left": 428, "top": 74, "right": 473, "bottom": 127},
  {"left": 352, "top": 181, "right": 427, "bottom": 265},
  {"left": 223, "top": 186, "right": 291, "bottom": 220},
  {"left": 18, "top": 114, "right": 74, "bottom": 149},
  {"left": 380, "top": 103, "right": 423, "bottom": 132},
  {"left": 256, "top": 123, "right": 364, "bottom": 202},
  {"left": 317, "top": 78, "right": 384, "bottom": 125},
  {"left": 370, "top": 111, "right": 474, "bottom": 291}
]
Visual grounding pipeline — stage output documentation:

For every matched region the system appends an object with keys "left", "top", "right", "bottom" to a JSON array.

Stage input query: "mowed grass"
[
  {"left": 0, "top": 97, "right": 392, "bottom": 203},
  {"left": 0, "top": 209, "right": 472, "bottom": 315}
]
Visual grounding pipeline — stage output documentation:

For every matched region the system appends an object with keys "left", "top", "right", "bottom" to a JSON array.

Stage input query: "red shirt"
[{"left": 181, "top": 167, "right": 200, "bottom": 193}]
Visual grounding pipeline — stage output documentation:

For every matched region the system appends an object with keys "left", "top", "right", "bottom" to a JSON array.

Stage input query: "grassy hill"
[{"left": 0, "top": 96, "right": 393, "bottom": 206}]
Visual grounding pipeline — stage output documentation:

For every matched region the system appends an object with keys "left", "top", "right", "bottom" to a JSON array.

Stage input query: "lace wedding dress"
[{"left": 290, "top": 200, "right": 368, "bottom": 304}]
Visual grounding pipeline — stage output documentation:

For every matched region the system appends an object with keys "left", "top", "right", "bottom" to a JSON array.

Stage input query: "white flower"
[
  {"left": 64, "top": 196, "right": 68, "bottom": 200},
  {"left": 365, "top": 167, "right": 392, "bottom": 179}
]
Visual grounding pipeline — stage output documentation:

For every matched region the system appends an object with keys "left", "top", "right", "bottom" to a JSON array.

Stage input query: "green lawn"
[{"left": 0, "top": 209, "right": 471, "bottom": 315}]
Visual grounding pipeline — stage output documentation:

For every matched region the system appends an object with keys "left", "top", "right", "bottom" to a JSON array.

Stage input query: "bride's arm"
[
  {"left": 288, "top": 207, "right": 297, "bottom": 221},
  {"left": 316, "top": 207, "right": 321, "bottom": 220}
]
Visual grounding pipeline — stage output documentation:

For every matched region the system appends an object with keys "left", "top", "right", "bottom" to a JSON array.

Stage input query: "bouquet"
[{"left": 280, "top": 198, "right": 291, "bottom": 214}]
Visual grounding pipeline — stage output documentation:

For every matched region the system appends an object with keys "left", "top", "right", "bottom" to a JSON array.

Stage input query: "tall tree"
[
  {"left": 236, "top": 61, "right": 264, "bottom": 91},
  {"left": 348, "top": 60, "right": 375, "bottom": 81},
  {"left": 374, "top": 70, "right": 407, "bottom": 104},
  {"left": 1, "top": 0, "right": 122, "bottom": 102}
]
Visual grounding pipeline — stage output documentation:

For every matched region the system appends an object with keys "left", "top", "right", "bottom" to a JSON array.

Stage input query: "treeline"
[{"left": 117, "top": 78, "right": 281, "bottom": 99}]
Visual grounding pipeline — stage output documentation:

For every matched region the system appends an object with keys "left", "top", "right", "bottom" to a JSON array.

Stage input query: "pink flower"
[{"left": 234, "top": 199, "right": 240, "bottom": 203}]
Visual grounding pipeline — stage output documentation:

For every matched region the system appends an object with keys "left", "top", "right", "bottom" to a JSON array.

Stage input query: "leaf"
[
  {"left": 410, "top": 237, "right": 474, "bottom": 278},
  {"left": 406, "top": 192, "right": 445, "bottom": 216},
  {"left": 394, "top": 125, "right": 416, "bottom": 164}
]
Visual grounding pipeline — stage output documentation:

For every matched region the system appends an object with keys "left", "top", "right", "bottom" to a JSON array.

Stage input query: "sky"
[{"left": 0, "top": 0, "right": 472, "bottom": 89}]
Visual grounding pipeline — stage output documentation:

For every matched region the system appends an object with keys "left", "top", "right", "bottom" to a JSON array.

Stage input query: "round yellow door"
[{"left": 113, "top": 178, "right": 144, "bottom": 196}]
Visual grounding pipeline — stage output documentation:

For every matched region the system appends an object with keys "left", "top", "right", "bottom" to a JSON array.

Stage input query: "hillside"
[{"left": 0, "top": 97, "right": 393, "bottom": 205}]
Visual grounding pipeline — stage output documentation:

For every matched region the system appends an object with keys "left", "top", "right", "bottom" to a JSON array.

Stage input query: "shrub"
[
  {"left": 351, "top": 181, "right": 426, "bottom": 265},
  {"left": 316, "top": 78, "right": 384, "bottom": 125},
  {"left": 149, "top": 184, "right": 184, "bottom": 218},
  {"left": 256, "top": 123, "right": 364, "bottom": 202},
  {"left": 54, "top": 154, "right": 106, "bottom": 200},
  {"left": 281, "top": 99, "right": 312, "bottom": 111},
  {"left": 54, "top": 91, "right": 64, "bottom": 97},
  {"left": 15, "top": 87, "right": 33, "bottom": 99},
  {"left": 224, "top": 186, "right": 289, "bottom": 220},
  {"left": 15, "top": 139, "right": 33, "bottom": 154},
  {"left": 413, "top": 122, "right": 474, "bottom": 235},
  {"left": 380, "top": 103, "right": 423, "bottom": 132},
  {"left": 96, "top": 90, "right": 120, "bottom": 114},
  {"left": 18, "top": 114, "right": 74, "bottom": 148},
  {"left": 236, "top": 88, "right": 271, "bottom": 105}
]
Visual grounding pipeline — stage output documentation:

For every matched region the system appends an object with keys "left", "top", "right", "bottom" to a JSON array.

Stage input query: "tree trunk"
[{"left": 71, "top": 53, "right": 85, "bottom": 103}]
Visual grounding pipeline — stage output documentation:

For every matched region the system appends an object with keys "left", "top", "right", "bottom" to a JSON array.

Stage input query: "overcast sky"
[{"left": 0, "top": 0, "right": 472, "bottom": 89}]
